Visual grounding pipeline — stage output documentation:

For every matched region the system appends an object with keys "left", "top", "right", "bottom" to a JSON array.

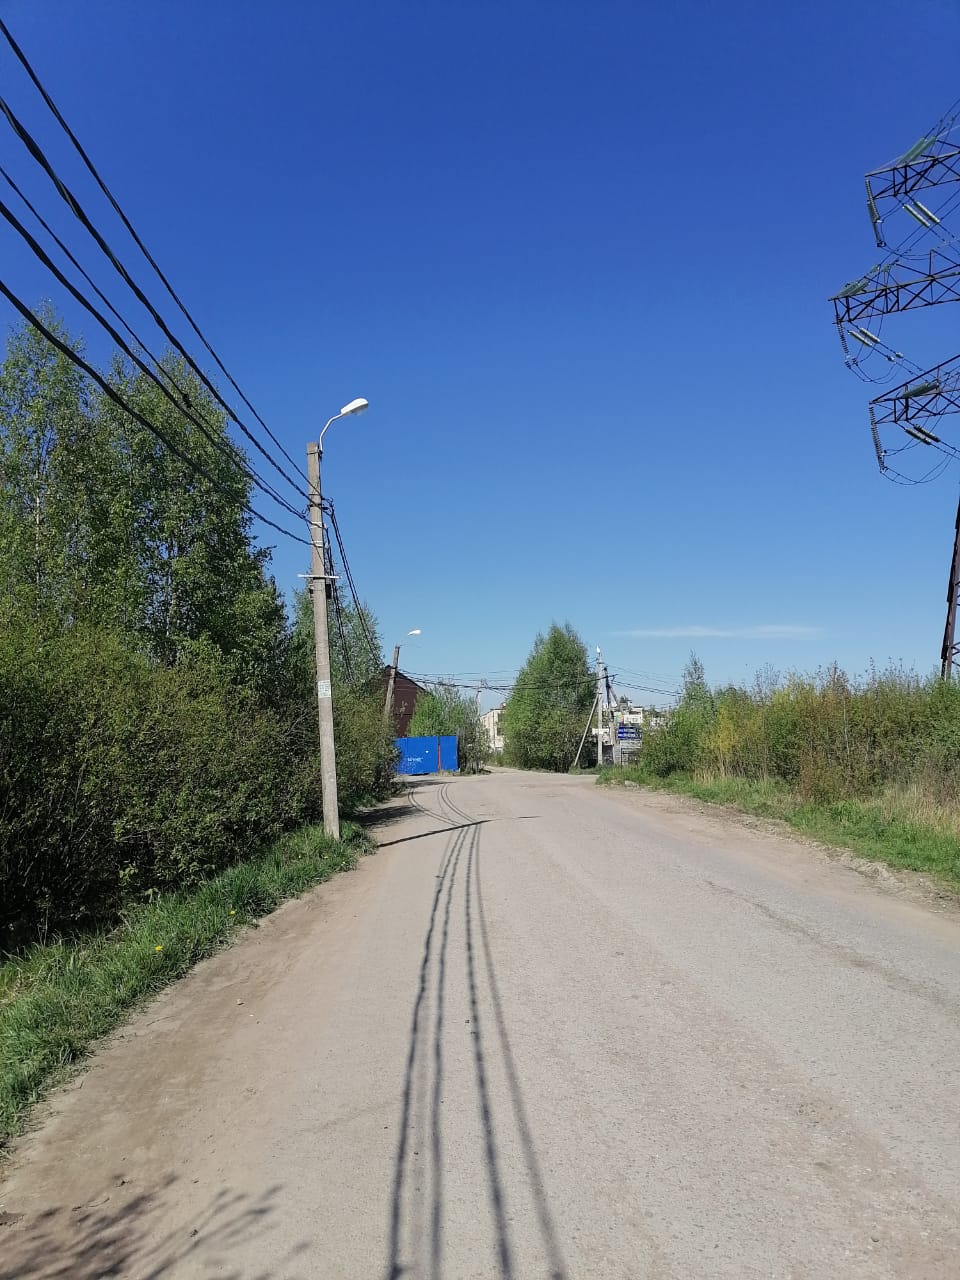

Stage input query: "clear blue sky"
[{"left": 3, "top": 0, "right": 960, "bottom": 705}]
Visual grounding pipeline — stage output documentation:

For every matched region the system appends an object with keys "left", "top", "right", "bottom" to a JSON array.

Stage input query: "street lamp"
[
  {"left": 319, "top": 397, "right": 369, "bottom": 450},
  {"left": 384, "top": 629, "right": 422, "bottom": 727},
  {"left": 307, "top": 396, "right": 369, "bottom": 840}
]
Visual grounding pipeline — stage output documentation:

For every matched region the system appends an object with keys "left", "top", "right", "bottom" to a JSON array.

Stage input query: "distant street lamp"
[
  {"left": 307, "top": 396, "right": 369, "bottom": 840},
  {"left": 384, "top": 629, "right": 422, "bottom": 727}
]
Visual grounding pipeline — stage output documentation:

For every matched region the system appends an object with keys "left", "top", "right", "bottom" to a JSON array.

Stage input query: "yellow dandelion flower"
[
  {"left": 154, "top": 945, "right": 163, "bottom": 952},
  {"left": 229, "top": 910, "right": 236, "bottom": 916}
]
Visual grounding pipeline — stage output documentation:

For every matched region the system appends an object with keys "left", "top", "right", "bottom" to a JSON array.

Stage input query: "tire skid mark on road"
[
  {"left": 438, "top": 783, "right": 474, "bottom": 829},
  {"left": 472, "top": 827, "right": 568, "bottom": 1280},
  {"left": 406, "top": 783, "right": 472, "bottom": 834},
  {"left": 464, "top": 820, "right": 514, "bottom": 1279},
  {"left": 385, "top": 821, "right": 468, "bottom": 1279},
  {"left": 385, "top": 779, "right": 567, "bottom": 1280},
  {"left": 429, "top": 805, "right": 462, "bottom": 1279},
  {"left": 406, "top": 787, "right": 457, "bottom": 829}
]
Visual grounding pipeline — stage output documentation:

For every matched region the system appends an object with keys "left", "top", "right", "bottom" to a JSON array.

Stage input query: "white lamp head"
[
  {"left": 339, "top": 397, "right": 369, "bottom": 417},
  {"left": 407, "top": 629, "right": 422, "bottom": 636}
]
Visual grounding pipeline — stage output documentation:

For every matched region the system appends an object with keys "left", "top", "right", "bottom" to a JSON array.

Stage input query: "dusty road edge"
[{"left": 0, "top": 816, "right": 396, "bottom": 1165}]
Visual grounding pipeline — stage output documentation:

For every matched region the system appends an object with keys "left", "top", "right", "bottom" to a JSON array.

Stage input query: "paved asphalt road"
[{"left": 2, "top": 770, "right": 960, "bottom": 1279}]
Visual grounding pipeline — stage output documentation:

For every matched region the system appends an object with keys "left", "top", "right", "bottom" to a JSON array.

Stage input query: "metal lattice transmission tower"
[
  {"left": 864, "top": 129, "right": 960, "bottom": 245},
  {"left": 831, "top": 102, "right": 960, "bottom": 677}
]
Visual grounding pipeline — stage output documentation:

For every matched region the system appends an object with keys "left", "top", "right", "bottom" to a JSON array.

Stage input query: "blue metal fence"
[{"left": 395, "top": 735, "right": 459, "bottom": 775}]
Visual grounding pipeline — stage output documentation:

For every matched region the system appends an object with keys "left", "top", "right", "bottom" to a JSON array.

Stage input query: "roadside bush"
[
  {"left": 333, "top": 683, "right": 398, "bottom": 810},
  {"left": 642, "top": 703, "right": 706, "bottom": 776},
  {"left": 0, "top": 625, "right": 320, "bottom": 950},
  {"left": 643, "top": 655, "right": 715, "bottom": 777},
  {"left": 0, "top": 316, "right": 397, "bottom": 956},
  {"left": 634, "top": 655, "right": 960, "bottom": 818}
]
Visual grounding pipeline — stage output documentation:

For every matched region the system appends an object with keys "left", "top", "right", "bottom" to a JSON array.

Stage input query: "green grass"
[
  {"left": 0, "top": 821, "right": 373, "bottom": 1148},
  {"left": 598, "top": 768, "right": 960, "bottom": 889}
]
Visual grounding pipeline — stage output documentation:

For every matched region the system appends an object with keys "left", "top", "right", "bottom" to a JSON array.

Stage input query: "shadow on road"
[
  {"left": 378, "top": 819, "right": 489, "bottom": 849},
  {"left": 473, "top": 833, "right": 567, "bottom": 1280},
  {"left": 384, "top": 819, "right": 466, "bottom": 1279},
  {"left": 360, "top": 796, "right": 422, "bottom": 831},
  {"left": 0, "top": 1177, "right": 311, "bottom": 1280},
  {"left": 384, "top": 782, "right": 567, "bottom": 1280}
]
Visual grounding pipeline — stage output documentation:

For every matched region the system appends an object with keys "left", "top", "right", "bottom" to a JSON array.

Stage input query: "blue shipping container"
[{"left": 395, "top": 735, "right": 459, "bottom": 775}]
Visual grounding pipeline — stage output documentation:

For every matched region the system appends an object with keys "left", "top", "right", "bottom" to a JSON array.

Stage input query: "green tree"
[
  {"left": 408, "top": 681, "right": 487, "bottom": 773},
  {"left": 641, "top": 651, "right": 717, "bottom": 776},
  {"left": 0, "top": 312, "right": 93, "bottom": 627},
  {"left": 682, "top": 651, "right": 707, "bottom": 700},
  {"left": 289, "top": 587, "right": 397, "bottom": 808},
  {"left": 0, "top": 310, "right": 401, "bottom": 946},
  {"left": 0, "top": 321, "right": 289, "bottom": 688},
  {"left": 92, "top": 351, "right": 290, "bottom": 686},
  {"left": 501, "top": 623, "right": 594, "bottom": 771}
]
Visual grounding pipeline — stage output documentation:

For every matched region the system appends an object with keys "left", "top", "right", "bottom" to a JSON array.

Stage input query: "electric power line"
[
  {"left": 325, "top": 503, "right": 382, "bottom": 665},
  {"left": 0, "top": 279, "right": 311, "bottom": 547},
  {"left": 0, "top": 90, "right": 310, "bottom": 506},
  {"left": 331, "top": 581, "right": 355, "bottom": 686},
  {"left": 0, "top": 16, "right": 307, "bottom": 485},
  {"left": 404, "top": 667, "right": 679, "bottom": 699},
  {"left": 603, "top": 661, "right": 681, "bottom": 686},
  {"left": 0, "top": 161, "right": 307, "bottom": 522},
  {"left": 0, "top": 189, "right": 308, "bottom": 526}
]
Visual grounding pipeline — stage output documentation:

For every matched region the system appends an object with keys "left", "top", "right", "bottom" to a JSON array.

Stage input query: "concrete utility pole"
[
  {"left": 304, "top": 398, "right": 369, "bottom": 839},
  {"left": 596, "top": 646, "right": 604, "bottom": 768},
  {"left": 307, "top": 441, "right": 340, "bottom": 840}
]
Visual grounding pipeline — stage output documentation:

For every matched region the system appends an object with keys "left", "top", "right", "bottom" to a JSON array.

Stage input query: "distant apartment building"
[
  {"left": 615, "top": 704, "right": 668, "bottom": 730},
  {"left": 605, "top": 704, "right": 669, "bottom": 763},
  {"left": 480, "top": 705, "right": 505, "bottom": 755}
]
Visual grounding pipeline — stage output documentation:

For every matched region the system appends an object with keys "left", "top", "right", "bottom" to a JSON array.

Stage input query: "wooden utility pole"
[
  {"left": 307, "top": 441, "right": 340, "bottom": 839},
  {"left": 383, "top": 643, "right": 400, "bottom": 727}
]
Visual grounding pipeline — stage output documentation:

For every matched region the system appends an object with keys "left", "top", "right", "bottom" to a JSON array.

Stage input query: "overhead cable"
[
  {"left": 1, "top": 164, "right": 183, "bottom": 399},
  {"left": 331, "top": 582, "right": 355, "bottom": 686},
  {"left": 0, "top": 280, "right": 311, "bottom": 547},
  {"left": 325, "top": 503, "right": 382, "bottom": 664},
  {"left": 0, "top": 91, "right": 310, "bottom": 504},
  {"left": 0, "top": 16, "right": 308, "bottom": 485},
  {"left": 0, "top": 189, "right": 307, "bottom": 525},
  {"left": 0, "top": 162, "right": 304, "bottom": 520}
]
